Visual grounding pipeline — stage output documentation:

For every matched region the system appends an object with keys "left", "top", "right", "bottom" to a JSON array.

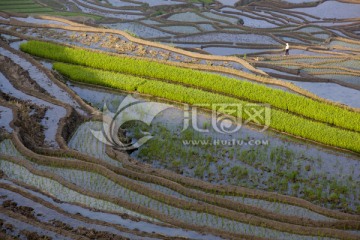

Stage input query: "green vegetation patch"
[
  {"left": 20, "top": 40, "right": 360, "bottom": 134},
  {"left": 0, "top": 0, "right": 53, "bottom": 13},
  {"left": 4, "top": 8, "right": 53, "bottom": 13},
  {"left": 54, "top": 63, "right": 146, "bottom": 92},
  {"left": 0, "top": 0, "right": 101, "bottom": 19},
  {"left": 189, "top": 0, "right": 215, "bottom": 5},
  {"left": 53, "top": 62, "right": 360, "bottom": 153},
  {"left": 39, "top": 11, "right": 102, "bottom": 21},
  {"left": 0, "top": 0, "right": 34, "bottom": 5},
  {"left": 0, "top": 3, "right": 34, "bottom": 8},
  {"left": 0, "top": 5, "right": 44, "bottom": 10}
]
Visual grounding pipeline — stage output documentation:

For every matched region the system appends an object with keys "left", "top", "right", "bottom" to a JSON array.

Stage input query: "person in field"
[{"left": 285, "top": 43, "right": 290, "bottom": 56}]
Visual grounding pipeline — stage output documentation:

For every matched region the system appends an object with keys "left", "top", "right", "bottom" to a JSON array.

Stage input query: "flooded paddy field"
[{"left": 0, "top": 0, "right": 359, "bottom": 239}]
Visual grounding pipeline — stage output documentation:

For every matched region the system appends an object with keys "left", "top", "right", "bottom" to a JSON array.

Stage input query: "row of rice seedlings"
[
  {"left": 35, "top": 162, "right": 199, "bottom": 207},
  {"left": 2, "top": 8, "right": 54, "bottom": 13},
  {"left": 0, "top": 187, "right": 133, "bottom": 238},
  {"left": 135, "top": 122, "right": 360, "bottom": 213},
  {"left": 310, "top": 59, "right": 349, "bottom": 67},
  {"left": 66, "top": 96, "right": 342, "bottom": 213},
  {"left": 0, "top": 160, "right": 154, "bottom": 221},
  {"left": 20, "top": 40, "right": 360, "bottom": 134},
  {"left": 67, "top": 121, "right": 122, "bottom": 167},
  {"left": 67, "top": 96, "right": 356, "bottom": 213},
  {"left": 140, "top": 181, "right": 198, "bottom": 202},
  {"left": 52, "top": 62, "right": 360, "bottom": 153},
  {"left": 302, "top": 67, "right": 359, "bottom": 74},
  {"left": 33, "top": 165, "right": 152, "bottom": 204},
  {"left": 0, "top": 5, "right": 43, "bottom": 10},
  {"left": 223, "top": 195, "right": 334, "bottom": 221},
  {"left": 259, "top": 61, "right": 307, "bottom": 68},
  {"left": 0, "top": 0, "right": 34, "bottom": 5},
  {"left": 186, "top": 181, "right": 338, "bottom": 222},
  {"left": 0, "top": 139, "right": 26, "bottom": 160},
  {"left": 269, "top": 58, "right": 333, "bottom": 65},
  {"left": 323, "top": 60, "right": 360, "bottom": 70},
  {"left": 1, "top": 130, "right": 199, "bottom": 209},
  {"left": 21, "top": 28, "right": 250, "bottom": 75},
  {"left": 330, "top": 40, "right": 360, "bottom": 50},
  {"left": 228, "top": 146, "right": 358, "bottom": 213},
  {"left": 0, "top": 159, "right": 337, "bottom": 239},
  {"left": 40, "top": 166, "right": 204, "bottom": 216},
  {"left": 0, "top": 180, "right": 221, "bottom": 240},
  {"left": 316, "top": 75, "right": 360, "bottom": 85}
]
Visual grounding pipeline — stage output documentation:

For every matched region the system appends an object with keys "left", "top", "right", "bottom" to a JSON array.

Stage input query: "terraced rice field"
[
  {"left": 0, "top": 0, "right": 102, "bottom": 19},
  {"left": 0, "top": 0, "right": 359, "bottom": 239},
  {"left": 0, "top": 0, "right": 53, "bottom": 14}
]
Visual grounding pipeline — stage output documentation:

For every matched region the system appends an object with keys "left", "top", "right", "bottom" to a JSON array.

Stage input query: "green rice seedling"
[
  {"left": 51, "top": 62, "right": 360, "bottom": 153},
  {"left": 5, "top": 7, "right": 53, "bottom": 13},
  {"left": 20, "top": 41, "right": 360, "bottom": 134}
]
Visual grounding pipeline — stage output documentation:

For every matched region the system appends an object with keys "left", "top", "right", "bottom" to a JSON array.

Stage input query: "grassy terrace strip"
[
  {"left": 20, "top": 41, "right": 360, "bottom": 133},
  {"left": 0, "top": 0, "right": 54, "bottom": 13},
  {"left": 53, "top": 62, "right": 360, "bottom": 153}
]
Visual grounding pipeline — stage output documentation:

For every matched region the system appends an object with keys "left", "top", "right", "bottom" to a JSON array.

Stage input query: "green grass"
[
  {"left": 38, "top": 11, "right": 103, "bottom": 21},
  {"left": 54, "top": 62, "right": 146, "bottom": 91},
  {"left": 20, "top": 40, "right": 360, "bottom": 134},
  {"left": 4, "top": 8, "right": 53, "bottom": 13},
  {"left": 0, "top": 0, "right": 101, "bottom": 20},
  {"left": 0, "top": 1, "right": 34, "bottom": 5},
  {"left": 0, "top": 4, "right": 41, "bottom": 10},
  {"left": 53, "top": 62, "right": 360, "bottom": 153},
  {"left": 0, "top": 3, "right": 34, "bottom": 7},
  {"left": 189, "top": 0, "right": 215, "bottom": 5},
  {"left": 0, "top": 0, "right": 53, "bottom": 13}
]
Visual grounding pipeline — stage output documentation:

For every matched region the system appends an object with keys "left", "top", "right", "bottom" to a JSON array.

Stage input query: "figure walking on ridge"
[{"left": 285, "top": 43, "right": 290, "bottom": 56}]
